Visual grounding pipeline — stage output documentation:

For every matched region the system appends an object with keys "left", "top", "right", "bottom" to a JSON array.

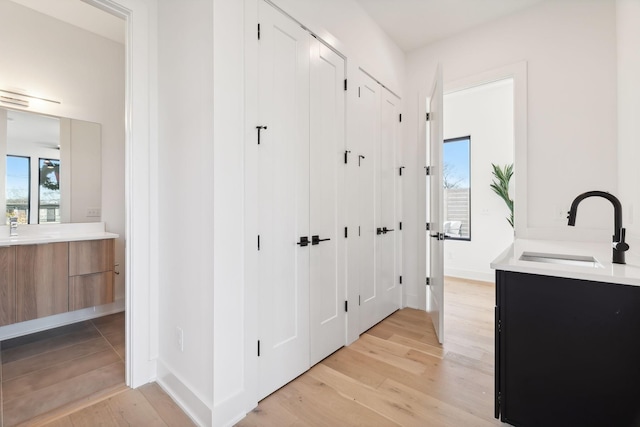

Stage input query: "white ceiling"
[
  {"left": 355, "top": 0, "right": 545, "bottom": 51},
  {"left": 9, "top": 0, "right": 124, "bottom": 44}
]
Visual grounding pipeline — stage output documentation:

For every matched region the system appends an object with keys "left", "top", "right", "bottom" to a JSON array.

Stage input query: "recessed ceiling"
[
  {"left": 9, "top": 0, "right": 124, "bottom": 44},
  {"left": 356, "top": 0, "right": 545, "bottom": 51}
]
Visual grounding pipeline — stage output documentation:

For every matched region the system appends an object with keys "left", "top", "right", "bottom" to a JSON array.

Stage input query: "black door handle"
[
  {"left": 256, "top": 125, "right": 267, "bottom": 145},
  {"left": 376, "top": 227, "right": 384, "bottom": 235},
  {"left": 297, "top": 236, "right": 309, "bottom": 247},
  {"left": 312, "top": 235, "right": 330, "bottom": 245},
  {"left": 383, "top": 227, "right": 394, "bottom": 233},
  {"left": 430, "top": 233, "right": 444, "bottom": 240}
]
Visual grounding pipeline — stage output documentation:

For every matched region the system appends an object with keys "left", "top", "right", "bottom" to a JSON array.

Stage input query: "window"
[
  {"left": 443, "top": 136, "right": 471, "bottom": 240},
  {"left": 39, "top": 158, "right": 60, "bottom": 224},
  {"left": 6, "top": 155, "right": 31, "bottom": 224}
]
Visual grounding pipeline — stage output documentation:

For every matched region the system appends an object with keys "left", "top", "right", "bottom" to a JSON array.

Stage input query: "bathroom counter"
[
  {"left": 0, "top": 222, "right": 118, "bottom": 246},
  {"left": 490, "top": 238, "right": 640, "bottom": 286}
]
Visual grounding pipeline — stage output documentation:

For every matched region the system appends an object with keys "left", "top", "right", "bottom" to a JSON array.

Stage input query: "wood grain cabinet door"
[
  {"left": 0, "top": 246, "right": 16, "bottom": 326},
  {"left": 16, "top": 243, "right": 69, "bottom": 322}
]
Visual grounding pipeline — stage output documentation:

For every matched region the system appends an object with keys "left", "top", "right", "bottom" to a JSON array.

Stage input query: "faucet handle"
[{"left": 614, "top": 228, "right": 630, "bottom": 252}]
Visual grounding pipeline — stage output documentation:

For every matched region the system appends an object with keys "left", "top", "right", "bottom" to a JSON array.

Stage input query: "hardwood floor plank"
[
  {"left": 3, "top": 349, "right": 121, "bottom": 401},
  {"left": 238, "top": 392, "right": 309, "bottom": 427},
  {"left": 105, "top": 389, "right": 167, "bottom": 427},
  {"left": 91, "top": 313, "right": 124, "bottom": 337},
  {"left": 2, "top": 338, "right": 111, "bottom": 381},
  {"left": 67, "top": 400, "right": 117, "bottom": 427},
  {"left": 138, "top": 383, "right": 196, "bottom": 427},
  {"left": 4, "top": 362, "right": 125, "bottom": 426}
]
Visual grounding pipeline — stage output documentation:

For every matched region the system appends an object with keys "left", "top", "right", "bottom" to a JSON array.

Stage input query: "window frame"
[
  {"left": 443, "top": 135, "right": 471, "bottom": 242},
  {"left": 6, "top": 155, "right": 32, "bottom": 225}
]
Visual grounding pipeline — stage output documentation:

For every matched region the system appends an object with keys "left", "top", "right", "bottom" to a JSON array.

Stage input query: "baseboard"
[
  {"left": 444, "top": 267, "right": 494, "bottom": 283},
  {"left": 0, "top": 299, "right": 125, "bottom": 341},
  {"left": 156, "top": 360, "right": 212, "bottom": 427}
]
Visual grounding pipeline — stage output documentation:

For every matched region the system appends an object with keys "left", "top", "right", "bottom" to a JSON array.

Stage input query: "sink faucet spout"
[{"left": 567, "top": 191, "right": 628, "bottom": 264}]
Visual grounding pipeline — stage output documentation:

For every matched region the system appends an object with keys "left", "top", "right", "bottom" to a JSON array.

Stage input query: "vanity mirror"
[{"left": 0, "top": 107, "right": 101, "bottom": 224}]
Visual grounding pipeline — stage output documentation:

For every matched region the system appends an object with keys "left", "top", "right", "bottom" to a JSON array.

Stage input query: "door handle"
[
  {"left": 311, "top": 235, "right": 330, "bottom": 245},
  {"left": 297, "top": 236, "right": 309, "bottom": 247},
  {"left": 256, "top": 125, "right": 267, "bottom": 145},
  {"left": 430, "top": 233, "right": 444, "bottom": 240},
  {"left": 377, "top": 227, "right": 395, "bottom": 235}
]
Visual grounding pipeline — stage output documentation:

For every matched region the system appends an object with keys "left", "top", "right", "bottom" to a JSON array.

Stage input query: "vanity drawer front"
[
  {"left": 0, "top": 246, "right": 16, "bottom": 326},
  {"left": 69, "top": 239, "right": 114, "bottom": 276},
  {"left": 69, "top": 271, "right": 114, "bottom": 311}
]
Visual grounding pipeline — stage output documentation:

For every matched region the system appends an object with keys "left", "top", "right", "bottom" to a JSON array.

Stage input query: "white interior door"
[
  {"left": 377, "top": 88, "right": 400, "bottom": 318},
  {"left": 257, "top": 1, "right": 310, "bottom": 399},
  {"left": 427, "top": 65, "right": 444, "bottom": 343},
  {"left": 309, "top": 38, "right": 346, "bottom": 366},
  {"left": 357, "top": 72, "right": 380, "bottom": 333}
]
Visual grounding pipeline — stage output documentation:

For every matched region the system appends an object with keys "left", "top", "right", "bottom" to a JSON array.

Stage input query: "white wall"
[
  {"left": 617, "top": 0, "right": 640, "bottom": 264},
  {"left": 443, "top": 79, "right": 514, "bottom": 282},
  {"left": 156, "top": 0, "right": 215, "bottom": 425},
  {"left": 403, "top": 0, "right": 618, "bottom": 301},
  {"left": 0, "top": 1, "right": 126, "bottom": 318}
]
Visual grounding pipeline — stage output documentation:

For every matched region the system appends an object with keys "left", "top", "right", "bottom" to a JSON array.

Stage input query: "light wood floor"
[
  {"left": 237, "top": 277, "right": 502, "bottom": 427},
  {"left": 0, "top": 312, "right": 195, "bottom": 427}
]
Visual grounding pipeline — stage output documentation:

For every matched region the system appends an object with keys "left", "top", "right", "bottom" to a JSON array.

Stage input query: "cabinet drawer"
[
  {"left": 69, "top": 239, "right": 114, "bottom": 276},
  {"left": 69, "top": 271, "right": 114, "bottom": 311}
]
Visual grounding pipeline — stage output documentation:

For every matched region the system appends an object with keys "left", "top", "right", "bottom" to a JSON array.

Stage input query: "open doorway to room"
[{"left": 442, "top": 78, "right": 514, "bottom": 282}]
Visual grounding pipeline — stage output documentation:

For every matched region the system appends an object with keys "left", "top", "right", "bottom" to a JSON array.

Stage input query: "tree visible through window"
[
  {"left": 443, "top": 136, "right": 471, "bottom": 240},
  {"left": 39, "top": 158, "right": 60, "bottom": 223}
]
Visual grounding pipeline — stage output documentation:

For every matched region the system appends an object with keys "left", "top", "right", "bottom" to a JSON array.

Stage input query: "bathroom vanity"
[
  {"left": 0, "top": 223, "right": 118, "bottom": 327},
  {"left": 492, "top": 240, "right": 640, "bottom": 427}
]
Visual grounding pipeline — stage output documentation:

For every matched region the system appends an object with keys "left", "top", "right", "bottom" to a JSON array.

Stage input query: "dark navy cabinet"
[{"left": 495, "top": 270, "right": 640, "bottom": 427}]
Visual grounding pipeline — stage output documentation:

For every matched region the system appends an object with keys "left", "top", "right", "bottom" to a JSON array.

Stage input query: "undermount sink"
[{"left": 519, "top": 251, "right": 603, "bottom": 268}]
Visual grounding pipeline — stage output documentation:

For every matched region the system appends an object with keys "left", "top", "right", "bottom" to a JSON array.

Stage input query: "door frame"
[{"left": 85, "top": 0, "right": 157, "bottom": 388}]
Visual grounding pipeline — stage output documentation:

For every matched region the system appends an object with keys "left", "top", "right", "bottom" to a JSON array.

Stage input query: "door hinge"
[
  {"left": 358, "top": 295, "right": 361, "bottom": 306},
  {"left": 426, "top": 112, "right": 430, "bottom": 121},
  {"left": 345, "top": 300, "right": 348, "bottom": 312},
  {"left": 399, "top": 166, "right": 405, "bottom": 176},
  {"left": 257, "top": 235, "right": 261, "bottom": 250},
  {"left": 257, "top": 23, "right": 261, "bottom": 40},
  {"left": 425, "top": 166, "right": 431, "bottom": 176},
  {"left": 426, "top": 223, "right": 430, "bottom": 231},
  {"left": 344, "top": 150, "right": 351, "bottom": 164},
  {"left": 399, "top": 113, "right": 402, "bottom": 123},
  {"left": 358, "top": 226, "right": 361, "bottom": 236},
  {"left": 358, "top": 87, "right": 361, "bottom": 98},
  {"left": 399, "top": 275, "right": 403, "bottom": 284},
  {"left": 497, "top": 319, "right": 502, "bottom": 333},
  {"left": 344, "top": 227, "right": 348, "bottom": 238},
  {"left": 344, "top": 79, "right": 348, "bottom": 91},
  {"left": 426, "top": 277, "right": 430, "bottom": 286},
  {"left": 257, "top": 340, "right": 261, "bottom": 356},
  {"left": 399, "top": 221, "right": 403, "bottom": 231}
]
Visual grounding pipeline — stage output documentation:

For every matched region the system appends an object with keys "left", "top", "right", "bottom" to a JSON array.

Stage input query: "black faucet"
[{"left": 567, "top": 191, "right": 629, "bottom": 264}]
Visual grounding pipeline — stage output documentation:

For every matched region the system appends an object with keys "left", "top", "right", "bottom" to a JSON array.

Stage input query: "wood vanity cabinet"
[
  {"left": 0, "top": 246, "right": 16, "bottom": 326},
  {"left": 16, "top": 242, "right": 69, "bottom": 322},
  {"left": 69, "top": 239, "right": 114, "bottom": 311},
  {"left": 0, "top": 238, "right": 115, "bottom": 326}
]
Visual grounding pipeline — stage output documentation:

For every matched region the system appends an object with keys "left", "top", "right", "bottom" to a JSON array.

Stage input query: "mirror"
[{"left": 0, "top": 107, "right": 101, "bottom": 224}]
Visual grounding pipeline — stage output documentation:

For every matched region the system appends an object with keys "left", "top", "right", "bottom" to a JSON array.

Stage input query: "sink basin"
[{"left": 519, "top": 251, "right": 603, "bottom": 268}]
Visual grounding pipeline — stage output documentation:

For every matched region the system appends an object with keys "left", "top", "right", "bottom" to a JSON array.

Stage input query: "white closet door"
[
  {"left": 358, "top": 72, "right": 381, "bottom": 333},
  {"left": 377, "top": 89, "right": 400, "bottom": 318},
  {"left": 257, "top": 1, "right": 310, "bottom": 399},
  {"left": 309, "top": 39, "right": 346, "bottom": 366}
]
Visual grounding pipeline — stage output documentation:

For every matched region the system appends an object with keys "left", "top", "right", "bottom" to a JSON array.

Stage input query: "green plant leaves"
[{"left": 490, "top": 163, "right": 514, "bottom": 228}]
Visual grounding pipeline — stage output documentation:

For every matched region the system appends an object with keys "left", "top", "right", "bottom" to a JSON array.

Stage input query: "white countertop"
[
  {"left": 0, "top": 222, "right": 118, "bottom": 246},
  {"left": 491, "top": 239, "right": 640, "bottom": 287}
]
